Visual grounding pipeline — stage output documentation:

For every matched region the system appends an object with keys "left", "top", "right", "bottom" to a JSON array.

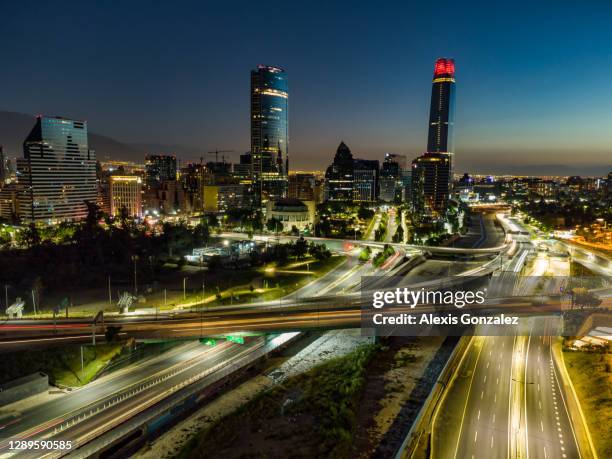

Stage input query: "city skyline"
[{"left": 1, "top": 1, "right": 611, "bottom": 176}]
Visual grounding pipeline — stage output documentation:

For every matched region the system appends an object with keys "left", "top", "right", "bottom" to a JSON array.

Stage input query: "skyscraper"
[
  {"left": 412, "top": 58, "right": 456, "bottom": 220},
  {"left": 427, "top": 58, "right": 456, "bottom": 154},
  {"left": 324, "top": 142, "right": 354, "bottom": 202},
  {"left": 353, "top": 159, "right": 379, "bottom": 203},
  {"left": 145, "top": 154, "right": 177, "bottom": 188},
  {"left": 17, "top": 116, "right": 97, "bottom": 223},
  {"left": 380, "top": 153, "right": 406, "bottom": 202},
  {"left": 0, "top": 145, "right": 6, "bottom": 186},
  {"left": 411, "top": 153, "right": 451, "bottom": 218},
  {"left": 250, "top": 65, "right": 289, "bottom": 205}
]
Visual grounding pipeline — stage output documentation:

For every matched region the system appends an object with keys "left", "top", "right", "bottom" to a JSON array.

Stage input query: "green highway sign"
[{"left": 226, "top": 335, "right": 245, "bottom": 344}]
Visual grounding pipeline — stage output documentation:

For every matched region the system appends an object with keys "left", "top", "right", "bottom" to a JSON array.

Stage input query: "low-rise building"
[{"left": 265, "top": 198, "right": 315, "bottom": 232}]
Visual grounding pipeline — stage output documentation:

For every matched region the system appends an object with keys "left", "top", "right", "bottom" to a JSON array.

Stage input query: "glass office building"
[
  {"left": 145, "top": 154, "right": 177, "bottom": 188},
  {"left": 17, "top": 116, "right": 97, "bottom": 223},
  {"left": 427, "top": 58, "right": 456, "bottom": 154},
  {"left": 250, "top": 65, "right": 289, "bottom": 204}
]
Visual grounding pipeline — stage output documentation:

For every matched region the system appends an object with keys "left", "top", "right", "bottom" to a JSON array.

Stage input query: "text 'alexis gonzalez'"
[{"left": 371, "top": 287, "right": 487, "bottom": 309}]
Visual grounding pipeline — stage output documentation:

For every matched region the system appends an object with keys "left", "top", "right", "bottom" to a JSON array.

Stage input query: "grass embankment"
[
  {"left": 180, "top": 344, "right": 379, "bottom": 458},
  {"left": 563, "top": 350, "right": 612, "bottom": 458},
  {"left": 183, "top": 255, "right": 346, "bottom": 308},
  {"left": 0, "top": 343, "right": 124, "bottom": 388}
]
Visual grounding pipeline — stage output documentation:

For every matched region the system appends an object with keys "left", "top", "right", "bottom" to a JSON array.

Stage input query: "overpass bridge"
[{"left": 221, "top": 232, "right": 511, "bottom": 256}]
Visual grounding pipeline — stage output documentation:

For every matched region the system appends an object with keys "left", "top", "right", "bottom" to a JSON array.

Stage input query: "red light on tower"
[{"left": 433, "top": 58, "right": 455, "bottom": 78}]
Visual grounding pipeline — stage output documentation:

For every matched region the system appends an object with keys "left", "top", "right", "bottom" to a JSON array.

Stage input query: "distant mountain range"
[
  {"left": 0, "top": 111, "right": 202, "bottom": 164},
  {"left": 1, "top": 111, "right": 608, "bottom": 176}
]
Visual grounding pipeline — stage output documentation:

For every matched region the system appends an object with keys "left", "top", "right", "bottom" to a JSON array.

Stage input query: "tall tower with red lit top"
[
  {"left": 426, "top": 58, "right": 455, "bottom": 154},
  {"left": 412, "top": 58, "right": 456, "bottom": 222}
]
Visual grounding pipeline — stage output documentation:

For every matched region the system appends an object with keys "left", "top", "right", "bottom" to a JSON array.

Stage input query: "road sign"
[{"left": 226, "top": 335, "right": 244, "bottom": 344}]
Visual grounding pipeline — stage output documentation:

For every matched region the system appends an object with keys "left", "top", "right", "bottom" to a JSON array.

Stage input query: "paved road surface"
[{"left": 0, "top": 339, "right": 263, "bottom": 458}]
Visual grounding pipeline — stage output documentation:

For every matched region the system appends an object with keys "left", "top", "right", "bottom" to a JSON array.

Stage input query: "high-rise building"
[
  {"left": 233, "top": 153, "right": 253, "bottom": 184},
  {"left": 250, "top": 65, "right": 289, "bottom": 204},
  {"left": 0, "top": 145, "right": 6, "bottom": 186},
  {"left": 379, "top": 153, "right": 406, "bottom": 202},
  {"left": 412, "top": 58, "right": 456, "bottom": 220},
  {"left": 17, "top": 116, "right": 97, "bottom": 223},
  {"left": 411, "top": 153, "right": 451, "bottom": 218},
  {"left": 145, "top": 154, "right": 177, "bottom": 188},
  {"left": 288, "top": 173, "right": 316, "bottom": 201},
  {"left": 0, "top": 183, "right": 22, "bottom": 221},
  {"left": 353, "top": 159, "right": 379, "bottom": 203},
  {"left": 109, "top": 175, "right": 142, "bottom": 218},
  {"left": 427, "top": 58, "right": 456, "bottom": 154},
  {"left": 324, "top": 142, "right": 354, "bottom": 202}
]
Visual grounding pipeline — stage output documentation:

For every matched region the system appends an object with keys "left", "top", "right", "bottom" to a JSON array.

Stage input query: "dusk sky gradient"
[{"left": 1, "top": 0, "right": 611, "bottom": 174}]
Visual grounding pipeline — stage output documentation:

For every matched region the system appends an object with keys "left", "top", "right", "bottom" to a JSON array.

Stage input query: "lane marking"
[{"left": 453, "top": 338, "right": 485, "bottom": 459}]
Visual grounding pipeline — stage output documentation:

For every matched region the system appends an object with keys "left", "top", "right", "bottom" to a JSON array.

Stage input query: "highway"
[
  {"left": 524, "top": 321, "right": 579, "bottom": 459},
  {"left": 221, "top": 230, "right": 511, "bottom": 255},
  {"left": 430, "top": 216, "right": 584, "bottom": 459},
  {"left": 0, "top": 210, "right": 511, "bottom": 349},
  {"left": 0, "top": 338, "right": 271, "bottom": 458},
  {"left": 431, "top": 321, "right": 580, "bottom": 459}
]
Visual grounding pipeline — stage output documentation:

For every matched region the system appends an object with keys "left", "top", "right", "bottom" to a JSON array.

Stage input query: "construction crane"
[{"left": 206, "top": 150, "right": 235, "bottom": 164}]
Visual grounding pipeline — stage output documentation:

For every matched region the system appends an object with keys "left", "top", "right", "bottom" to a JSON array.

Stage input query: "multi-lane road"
[
  {"left": 432, "top": 325, "right": 580, "bottom": 459},
  {"left": 0, "top": 340, "right": 248, "bottom": 454},
  {"left": 429, "top": 216, "right": 592, "bottom": 459}
]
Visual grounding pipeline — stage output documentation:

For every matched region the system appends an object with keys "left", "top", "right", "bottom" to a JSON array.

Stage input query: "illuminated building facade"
[
  {"left": 0, "top": 145, "right": 6, "bottom": 186},
  {"left": 109, "top": 175, "right": 142, "bottom": 218},
  {"left": 427, "top": 58, "right": 455, "bottom": 154},
  {"left": 353, "top": 159, "right": 379, "bottom": 203},
  {"left": 145, "top": 154, "right": 177, "bottom": 188},
  {"left": 17, "top": 116, "right": 97, "bottom": 223},
  {"left": 412, "top": 58, "right": 456, "bottom": 220},
  {"left": 324, "top": 142, "right": 354, "bottom": 202},
  {"left": 251, "top": 65, "right": 289, "bottom": 205},
  {"left": 380, "top": 153, "right": 406, "bottom": 202}
]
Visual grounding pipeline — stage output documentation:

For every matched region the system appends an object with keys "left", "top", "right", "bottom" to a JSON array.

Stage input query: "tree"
[
  {"left": 309, "top": 243, "right": 331, "bottom": 261},
  {"left": 357, "top": 206, "right": 374, "bottom": 220},
  {"left": 294, "top": 236, "right": 308, "bottom": 258},
  {"left": 17, "top": 223, "right": 40, "bottom": 248},
  {"left": 0, "top": 230, "right": 11, "bottom": 249},
  {"left": 267, "top": 217, "right": 282, "bottom": 233},
  {"left": 359, "top": 246, "right": 371, "bottom": 262},
  {"left": 251, "top": 211, "right": 264, "bottom": 232},
  {"left": 206, "top": 214, "right": 219, "bottom": 228},
  {"left": 392, "top": 225, "right": 404, "bottom": 243},
  {"left": 193, "top": 223, "right": 210, "bottom": 246}
]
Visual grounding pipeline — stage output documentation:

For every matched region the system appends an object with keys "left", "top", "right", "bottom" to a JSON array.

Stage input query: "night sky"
[{"left": 1, "top": 0, "right": 611, "bottom": 175}]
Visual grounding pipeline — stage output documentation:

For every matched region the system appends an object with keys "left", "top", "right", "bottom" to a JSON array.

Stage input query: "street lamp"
[{"left": 132, "top": 255, "right": 139, "bottom": 295}]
